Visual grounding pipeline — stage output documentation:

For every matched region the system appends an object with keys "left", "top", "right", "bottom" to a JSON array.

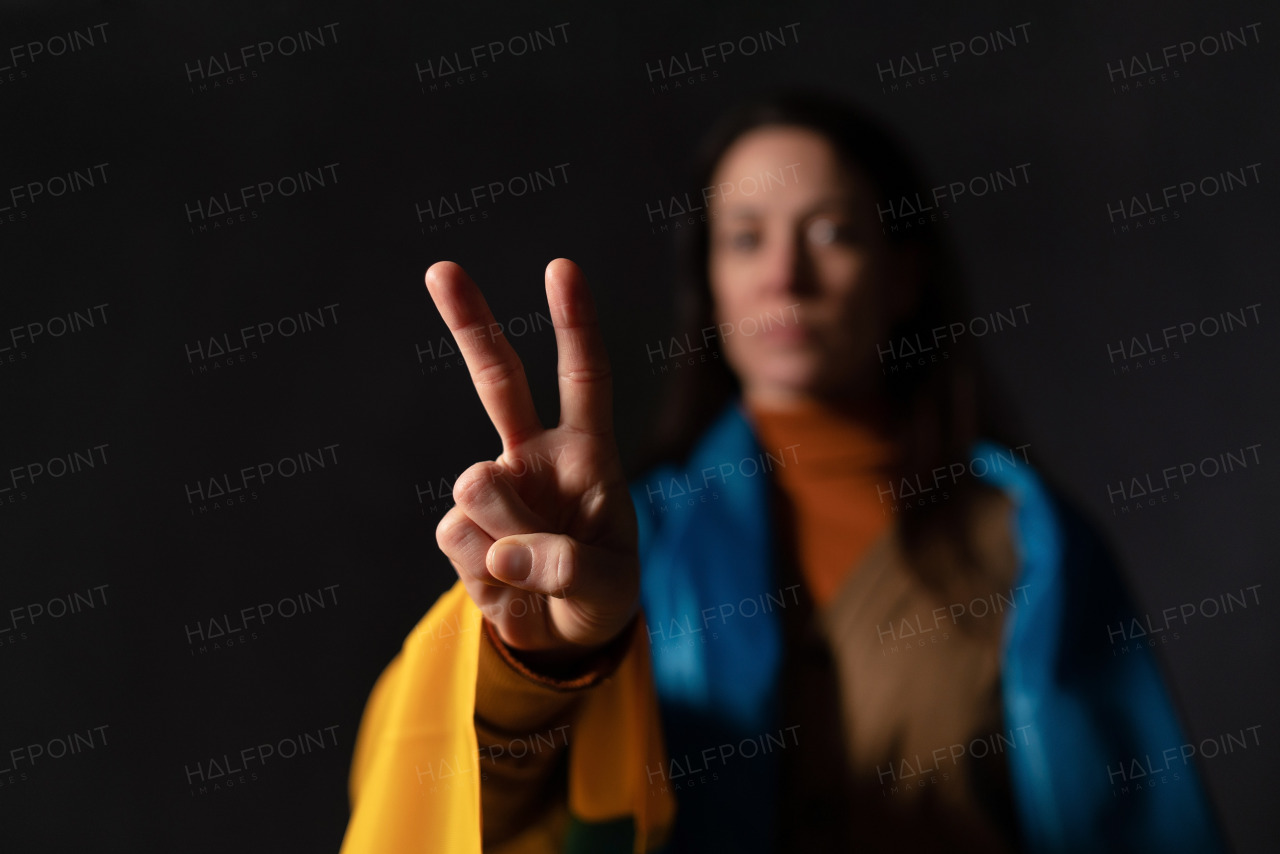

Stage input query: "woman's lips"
[
  {"left": 762, "top": 322, "right": 810, "bottom": 343},
  {"left": 757, "top": 311, "right": 813, "bottom": 343}
]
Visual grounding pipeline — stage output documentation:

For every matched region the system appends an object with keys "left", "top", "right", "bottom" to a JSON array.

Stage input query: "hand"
[{"left": 425, "top": 259, "right": 641, "bottom": 665}]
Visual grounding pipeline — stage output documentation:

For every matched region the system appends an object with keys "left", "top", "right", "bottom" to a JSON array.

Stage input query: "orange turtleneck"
[{"left": 745, "top": 397, "right": 902, "bottom": 607}]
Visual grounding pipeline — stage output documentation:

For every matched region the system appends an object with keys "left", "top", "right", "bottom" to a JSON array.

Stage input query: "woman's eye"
[
  {"left": 725, "top": 232, "right": 760, "bottom": 250},
  {"left": 807, "top": 217, "right": 852, "bottom": 246}
]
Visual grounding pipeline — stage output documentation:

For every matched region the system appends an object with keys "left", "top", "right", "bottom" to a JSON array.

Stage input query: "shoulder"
[
  {"left": 967, "top": 439, "right": 1116, "bottom": 568},
  {"left": 628, "top": 401, "right": 757, "bottom": 547}
]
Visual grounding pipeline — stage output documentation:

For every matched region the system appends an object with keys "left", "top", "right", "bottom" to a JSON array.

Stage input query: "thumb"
[{"left": 487, "top": 533, "right": 626, "bottom": 603}]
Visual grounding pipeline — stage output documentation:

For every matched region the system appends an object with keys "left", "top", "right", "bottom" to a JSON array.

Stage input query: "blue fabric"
[
  {"left": 980, "top": 440, "right": 1223, "bottom": 853},
  {"left": 629, "top": 403, "right": 1224, "bottom": 853},
  {"left": 630, "top": 402, "right": 781, "bottom": 852}
]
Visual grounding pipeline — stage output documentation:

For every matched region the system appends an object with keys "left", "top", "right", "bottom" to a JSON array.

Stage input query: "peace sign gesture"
[{"left": 426, "top": 259, "right": 641, "bottom": 666}]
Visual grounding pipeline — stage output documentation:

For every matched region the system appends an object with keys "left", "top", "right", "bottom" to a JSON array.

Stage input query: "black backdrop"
[{"left": 2, "top": 0, "right": 1276, "bottom": 851}]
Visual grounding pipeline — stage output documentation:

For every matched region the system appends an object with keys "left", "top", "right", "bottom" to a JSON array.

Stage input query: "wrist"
[{"left": 483, "top": 618, "right": 636, "bottom": 687}]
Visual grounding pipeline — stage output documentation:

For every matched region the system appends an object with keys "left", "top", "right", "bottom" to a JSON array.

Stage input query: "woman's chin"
[{"left": 742, "top": 370, "right": 826, "bottom": 406}]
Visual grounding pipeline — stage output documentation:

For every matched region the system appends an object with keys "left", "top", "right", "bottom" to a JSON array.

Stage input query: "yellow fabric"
[
  {"left": 342, "top": 582, "right": 485, "bottom": 853},
  {"left": 341, "top": 581, "right": 676, "bottom": 853}
]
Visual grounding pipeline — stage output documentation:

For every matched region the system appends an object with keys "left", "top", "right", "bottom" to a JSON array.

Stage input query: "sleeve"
[{"left": 475, "top": 618, "right": 635, "bottom": 848}]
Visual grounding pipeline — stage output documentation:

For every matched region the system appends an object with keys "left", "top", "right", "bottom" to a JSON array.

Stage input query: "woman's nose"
[{"left": 760, "top": 229, "right": 814, "bottom": 296}]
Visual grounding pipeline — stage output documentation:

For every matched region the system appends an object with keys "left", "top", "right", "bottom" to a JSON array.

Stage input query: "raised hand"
[{"left": 425, "top": 259, "right": 641, "bottom": 666}]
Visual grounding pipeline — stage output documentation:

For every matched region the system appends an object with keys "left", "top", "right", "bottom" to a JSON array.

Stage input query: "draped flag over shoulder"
[{"left": 340, "top": 582, "right": 676, "bottom": 854}]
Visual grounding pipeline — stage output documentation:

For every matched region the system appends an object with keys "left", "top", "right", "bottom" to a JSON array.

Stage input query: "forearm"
[{"left": 475, "top": 618, "right": 635, "bottom": 847}]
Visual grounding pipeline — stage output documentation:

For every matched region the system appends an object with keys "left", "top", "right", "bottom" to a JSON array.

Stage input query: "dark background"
[{"left": 1, "top": 0, "right": 1275, "bottom": 851}]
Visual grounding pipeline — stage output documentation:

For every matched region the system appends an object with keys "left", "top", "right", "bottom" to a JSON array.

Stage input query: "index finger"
[{"left": 425, "top": 261, "right": 543, "bottom": 450}]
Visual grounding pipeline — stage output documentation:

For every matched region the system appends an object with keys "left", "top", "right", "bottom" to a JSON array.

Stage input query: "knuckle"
[
  {"left": 470, "top": 356, "right": 524, "bottom": 389},
  {"left": 435, "top": 511, "right": 473, "bottom": 556},
  {"left": 558, "top": 365, "right": 612, "bottom": 385},
  {"left": 559, "top": 422, "right": 612, "bottom": 440},
  {"left": 453, "top": 463, "right": 499, "bottom": 507},
  {"left": 551, "top": 536, "right": 575, "bottom": 595}
]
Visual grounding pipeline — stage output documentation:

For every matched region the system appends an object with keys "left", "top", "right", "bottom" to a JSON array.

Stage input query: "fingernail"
[{"left": 490, "top": 543, "right": 532, "bottom": 582}]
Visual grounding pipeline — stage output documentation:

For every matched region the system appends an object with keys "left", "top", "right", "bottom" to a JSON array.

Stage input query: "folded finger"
[
  {"left": 438, "top": 506, "right": 554, "bottom": 642},
  {"left": 436, "top": 504, "right": 497, "bottom": 587},
  {"left": 452, "top": 461, "right": 545, "bottom": 541}
]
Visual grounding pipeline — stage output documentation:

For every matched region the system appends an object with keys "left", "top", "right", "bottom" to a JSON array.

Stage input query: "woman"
[{"left": 340, "top": 93, "right": 1224, "bottom": 853}]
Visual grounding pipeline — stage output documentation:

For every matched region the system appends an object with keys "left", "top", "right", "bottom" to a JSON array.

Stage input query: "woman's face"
[{"left": 707, "top": 125, "right": 915, "bottom": 409}]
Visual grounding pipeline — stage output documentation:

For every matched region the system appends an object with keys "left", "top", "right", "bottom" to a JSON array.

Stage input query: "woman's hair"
[{"left": 632, "top": 90, "right": 1019, "bottom": 583}]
